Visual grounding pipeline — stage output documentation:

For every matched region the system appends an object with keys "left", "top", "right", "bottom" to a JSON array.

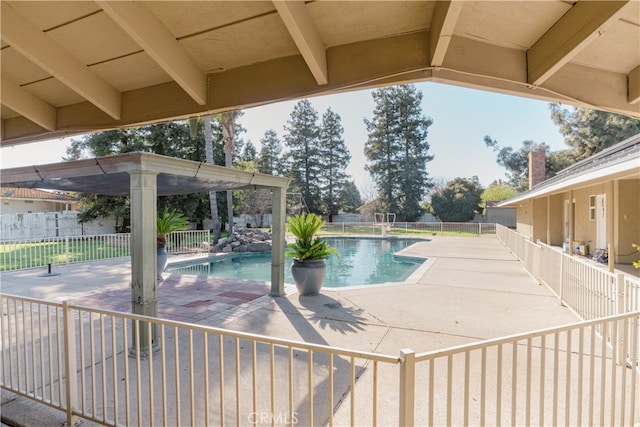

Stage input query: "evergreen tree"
[
  {"left": 256, "top": 129, "right": 285, "bottom": 175},
  {"left": 319, "top": 108, "right": 351, "bottom": 219},
  {"left": 549, "top": 104, "right": 640, "bottom": 159},
  {"left": 364, "top": 84, "right": 434, "bottom": 221},
  {"left": 240, "top": 140, "right": 258, "bottom": 162},
  {"left": 339, "top": 180, "right": 362, "bottom": 213},
  {"left": 431, "top": 177, "right": 483, "bottom": 222},
  {"left": 283, "top": 100, "right": 323, "bottom": 213}
]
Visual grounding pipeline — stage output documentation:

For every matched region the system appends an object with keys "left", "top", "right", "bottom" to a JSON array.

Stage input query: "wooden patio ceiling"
[{"left": 1, "top": 1, "right": 639, "bottom": 147}]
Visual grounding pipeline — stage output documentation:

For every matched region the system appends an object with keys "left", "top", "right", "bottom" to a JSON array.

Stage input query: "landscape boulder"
[{"left": 212, "top": 228, "right": 272, "bottom": 253}]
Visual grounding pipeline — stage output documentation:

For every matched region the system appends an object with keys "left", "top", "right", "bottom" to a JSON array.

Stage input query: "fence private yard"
[
  {"left": 497, "top": 224, "right": 640, "bottom": 366},
  {"left": 321, "top": 222, "right": 496, "bottom": 237},
  {"left": 0, "top": 212, "right": 116, "bottom": 240},
  {"left": 0, "top": 230, "right": 210, "bottom": 272},
  {"left": 1, "top": 294, "right": 638, "bottom": 426}
]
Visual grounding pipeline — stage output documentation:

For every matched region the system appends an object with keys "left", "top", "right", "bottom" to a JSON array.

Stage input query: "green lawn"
[{"left": 0, "top": 240, "right": 129, "bottom": 271}]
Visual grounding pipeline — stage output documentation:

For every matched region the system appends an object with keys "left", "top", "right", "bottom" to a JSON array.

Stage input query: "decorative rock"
[{"left": 211, "top": 227, "right": 273, "bottom": 253}]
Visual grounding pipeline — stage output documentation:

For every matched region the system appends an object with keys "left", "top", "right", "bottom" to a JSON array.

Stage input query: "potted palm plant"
[
  {"left": 285, "top": 213, "right": 338, "bottom": 296},
  {"left": 157, "top": 207, "right": 190, "bottom": 281}
]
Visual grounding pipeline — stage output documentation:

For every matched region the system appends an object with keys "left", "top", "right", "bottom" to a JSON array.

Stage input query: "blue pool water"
[{"left": 167, "top": 237, "right": 425, "bottom": 288}]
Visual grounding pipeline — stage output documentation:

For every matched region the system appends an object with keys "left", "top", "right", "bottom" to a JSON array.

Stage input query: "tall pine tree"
[
  {"left": 283, "top": 100, "right": 323, "bottom": 213},
  {"left": 256, "top": 129, "right": 285, "bottom": 175},
  {"left": 318, "top": 108, "right": 351, "bottom": 219},
  {"left": 549, "top": 104, "right": 640, "bottom": 159},
  {"left": 364, "top": 85, "right": 433, "bottom": 221}
]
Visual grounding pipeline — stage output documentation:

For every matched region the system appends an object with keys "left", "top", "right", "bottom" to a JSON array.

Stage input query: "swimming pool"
[{"left": 166, "top": 237, "right": 426, "bottom": 288}]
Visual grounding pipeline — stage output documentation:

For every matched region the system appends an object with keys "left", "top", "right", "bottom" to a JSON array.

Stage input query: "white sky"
[{"left": 1, "top": 82, "right": 568, "bottom": 192}]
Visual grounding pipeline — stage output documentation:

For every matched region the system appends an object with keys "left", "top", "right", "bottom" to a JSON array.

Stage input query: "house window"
[{"left": 589, "top": 195, "right": 596, "bottom": 221}]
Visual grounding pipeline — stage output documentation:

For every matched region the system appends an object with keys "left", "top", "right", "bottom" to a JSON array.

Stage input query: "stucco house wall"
[
  {"left": 617, "top": 179, "right": 640, "bottom": 263},
  {"left": 501, "top": 134, "right": 640, "bottom": 265}
]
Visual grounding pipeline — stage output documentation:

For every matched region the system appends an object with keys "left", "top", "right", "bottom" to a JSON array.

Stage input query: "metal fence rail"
[
  {"left": 0, "top": 230, "right": 210, "bottom": 272},
  {"left": 321, "top": 222, "right": 496, "bottom": 236},
  {"left": 496, "top": 225, "right": 640, "bottom": 366},
  {"left": 2, "top": 293, "right": 638, "bottom": 427},
  {"left": 0, "top": 294, "right": 400, "bottom": 426},
  {"left": 413, "top": 313, "right": 640, "bottom": 427}
]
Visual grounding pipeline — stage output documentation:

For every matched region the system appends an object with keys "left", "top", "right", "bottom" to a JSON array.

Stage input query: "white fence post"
[
  {"left": 399, "top": 348, "right": 415, "bottom": 426},
  {"left": 65, "top": 236, "right": 70, "bottom": 265},
  {"left": 62, "top": 300, "right": 78, "bottom": 426},
  {"left": 559, "top": 255, "right": 565, "bottom": 306},
  {"left": 616, "top": 273, "right": 626, "bottom": 365}
]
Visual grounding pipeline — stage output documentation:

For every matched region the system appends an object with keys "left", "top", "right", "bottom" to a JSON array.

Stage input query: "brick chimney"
[{"left": 528, "top": 149, "right": 546, "bottom": 189}]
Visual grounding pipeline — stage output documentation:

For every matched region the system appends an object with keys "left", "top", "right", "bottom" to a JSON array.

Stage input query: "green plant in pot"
[
  {"left": 157, "top": 207, "right": 190, "bottom": 281},
  {"left": 285, "top": 213, "right": 338, "bottom": 296}
]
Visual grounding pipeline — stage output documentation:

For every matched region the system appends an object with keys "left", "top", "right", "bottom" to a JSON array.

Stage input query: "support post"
[
  {"left": 559, "top": 252, "right": 565, "bottom": 306},
  {"left": 399, "top": 348, "right": 416, "bottom": 427},
  {"left": 546, "top": 196, "right": 551, "bottom": 245},
  {"left": 129, "top": 170, "right": 159, "bottom": 357},
  {"left": 270, "top": 186, "right": 286, "bottom": 296},
  {"left": 65, "top": 235, "right": 69, "bottom": 265},
  {"left": 616, "top": 273, "right": 625, "bottom": 364},
  {"left": 62, "top": 300, "right": 78, "bottom": 426},
  {"left": 568, "top": 191, "right": 575, "bottom": 255}
]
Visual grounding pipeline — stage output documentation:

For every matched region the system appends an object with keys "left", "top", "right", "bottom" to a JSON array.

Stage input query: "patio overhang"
[
  {"left": 1, "top": 1, "right": 639, "bottom": 147},
  {"left": 0, "top": 153, "right": 291, "bottom": 336}
]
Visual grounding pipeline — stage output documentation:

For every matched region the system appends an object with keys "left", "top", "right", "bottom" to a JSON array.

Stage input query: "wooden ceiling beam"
[
  {"left": 527, "top": 0, "right": 630, "bottom": 86},
  {"left": 0, "top": 2, "right": 122, "bottom": 120},
  {"left": 96, "top": 1, "right": 207, "bottom": 105},
  {"left": 273, "top": 1, "right": 328, "bottom": 85},
  {"left": 429, "top": 0, "right": 464, "bottom": 67},
  {"left": 1, "top": 76, "right": 56, "bottom": 131}
]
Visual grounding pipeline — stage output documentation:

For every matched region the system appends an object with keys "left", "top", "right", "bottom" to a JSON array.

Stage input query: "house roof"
[
  {"left": 500, "top": 133, "right": 640, "bottom": 205},
  {"left": 0, "top": 186, "right": 77, "bottom": 202},
  {"left": 1, "top": 1, "right": 639, "bottom": 147},
  {"left": 0, "top": 152, "right": 290, "bottom": 196}
]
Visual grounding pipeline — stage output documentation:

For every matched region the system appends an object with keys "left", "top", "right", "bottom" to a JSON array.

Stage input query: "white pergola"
[{"left": 0, "top": 153, "right": 291, "bottom": 348}]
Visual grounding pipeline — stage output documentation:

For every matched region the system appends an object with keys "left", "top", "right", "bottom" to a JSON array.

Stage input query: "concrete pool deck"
[{"left": 1, "top": 235, "right": 581, "bottom": 426}]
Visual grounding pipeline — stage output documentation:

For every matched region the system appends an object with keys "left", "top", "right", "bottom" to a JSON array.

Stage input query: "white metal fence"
[
  {"left": 321, "top": 222, "right": 496, "bottom": 236},
  {"left": 1, "top": 293, "right": 638, "bottom": 426},
  {"left": 0, "top": 230, "right": 211, "bottom": 272},
  {"left": 496, "top": 225, "right": 640, "bottom": 318},
  {"left": 496, "top": 225, "right": 640, "bottom": 367},
  {"left": 412, "top": 313, "right": 639, "bottom": 426}
]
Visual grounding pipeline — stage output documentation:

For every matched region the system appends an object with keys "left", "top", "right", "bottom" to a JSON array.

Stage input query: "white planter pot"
[{"left": 291, "top": 259, "right": 326, "bottom": 296}]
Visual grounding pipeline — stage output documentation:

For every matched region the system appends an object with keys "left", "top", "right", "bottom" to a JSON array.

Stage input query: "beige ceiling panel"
[
  {"left": 46, "top": 11, "right": 142, "bottom": 66},
  {"left": 621, "top": 0, "right": 640, "bottom": 26},
  {"left": 309, "top": 1, "right": 432, "bottom": 48},
  {"left": 571, "top": 20, "right": 640, "bottom": 74},
  {"left": 181, "top": 13, "right": 298, "bottom": 72},
  {"left": 1, "top": 105, "right": 20, "bottom": 120},
  {"left": 91, "top": 52, "right": 173, "bottom": 93},
  {"left": 7, "top": 1, "right": 100, "bottom": 31},
  {"left": 0, "top": 47, "right": 51, "bottom": 85},
  {"left": 22, "top": 78, "right": 85, "bottom": 108},
  {"left": 145, "top": 1, "right": 276, "bottom": 39},
  {"left": 457, "top": 1, "right": 571, "bottom": 49}
]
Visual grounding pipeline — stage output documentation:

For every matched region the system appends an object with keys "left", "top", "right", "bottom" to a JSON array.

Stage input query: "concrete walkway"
[{"left": 1, "top": 235, "right": 581, "bottom": 426}]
